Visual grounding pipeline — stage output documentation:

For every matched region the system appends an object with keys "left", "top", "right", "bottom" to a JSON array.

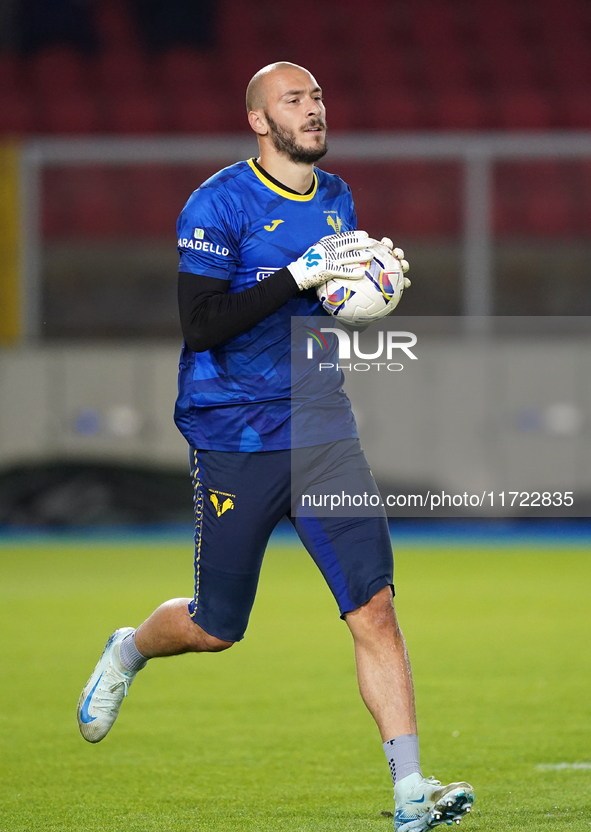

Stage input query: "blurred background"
[{"left": 1, "top": 0, "right": 591, "bottom": 526}]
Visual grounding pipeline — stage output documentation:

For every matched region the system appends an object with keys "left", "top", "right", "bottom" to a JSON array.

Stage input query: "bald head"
[
  {"left": 246, "top": 61, "right": 327, "bottom": 166},
  {"left": 246, "top": 62, "right": 316, "bottom": 113}
]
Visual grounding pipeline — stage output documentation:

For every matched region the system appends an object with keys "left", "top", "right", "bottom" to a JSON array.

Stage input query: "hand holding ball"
[{"left": 316, "top": 236, "right": 410, "bottom": 325}]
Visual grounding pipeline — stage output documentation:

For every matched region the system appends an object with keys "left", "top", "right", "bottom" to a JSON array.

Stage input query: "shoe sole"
[
  {"left": 396, "top": 785, "right": 474, "bottom": 831},
  {"left": 428, "top": 786, "right": 474, "bottom": 827}
]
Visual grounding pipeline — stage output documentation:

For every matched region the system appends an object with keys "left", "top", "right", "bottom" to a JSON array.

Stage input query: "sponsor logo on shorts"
[{"left": 208, "top": 488, "right": 236, "bottom": 517}]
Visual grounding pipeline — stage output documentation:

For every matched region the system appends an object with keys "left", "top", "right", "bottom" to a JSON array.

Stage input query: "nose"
[{"left": 306, "top": 96, "right": 322, "bottom": 117}]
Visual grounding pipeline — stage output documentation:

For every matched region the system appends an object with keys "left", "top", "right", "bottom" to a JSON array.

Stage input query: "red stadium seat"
[
  {"left": 420, "top": 46, "right": 473, "bottom": 93},
  {"left": 411, "top": 1, "right": 461, "bottom": 56},
  {"left": 41, "top": 170, "right": 62, "bottom": 239},
  {"left": 218, "top": 0, "right": 266, "bottom": 50},
  {"left": 41, "top": 93, "right": 102, "bottom": 134},
  {"left": 31, "top": 47, "right": 89, "bottom": 97},
  {"left": 330, "top": 162, "right": 394, "bottom": 235},
  {"left": 0, "top": 54, "right": 23, "bottom": 95},
  {"left": 349, "top": 47, "right": 408, "bottom": 97},
  {"left": 474, "top": 1, "right": 522, "bottom": 43},
  {"left": 6, "top": 0, "right": 591, "bottom": 135},
  {"left": 95, "top": 49, "right": 150, "bottom": 96},
  {"left": 164, "top": 91, "right": 229, "bottom": 133},
  {"left": 105, "top": 92, "right": 163, "bottom": 133},
  {"left": 52, "top": 168, "right": 124, "bottom": 238},
  {"left": 324, "top": 93, "right": 357, "bottom": 131},
  {"left": 433, "top": 89, "right": 489, "bottom": 130},
  {"left": 389, "top": 162, "right": 461, "bottom": 237},
  {"left": 521, "top": 163, "right": 576, "bottom": 236},
  {"left": 575, "top": 161, "right": 591, "bottom": 234},
  {"left": 42, "top": 168, "right": 77, "bottom": 238},
  {"left": 340, "top": 162, "right": 460, "bottom": 237},
  {"left": 495, "top": 162, "right": 575, "bottom": 237},
  {"left": 492, "top": 165, "right": 516, "bottom": 238},
  {"left": 123, "top": 167, "right": 180, "bottom": 237},
  {"left": 561, "top": 92, "right": 591, "bottom": 129},
  {"left": 94, "top": 0, "right": 141, "bottom": 51},
  {"left": 172, "top": 163, "right": 222, "bottom": 199},
  {"left": 473, "top": 3, "right": 539, "bottom": 91},
  {"left": 0, "top": 92, "right": 35, "bottom": 134},
  {"left": 544, "top": 42, "right": 591, "bottom": 93},
  {"left": 367, "top": 90, "right": 426, "bottom": 130},
  {"left": 222, "top": 46, "right": 277, "bottom": 95},
  {"left": 537, "top": 0, "right": 585, "bottom": 39},
  {"left": 339, "top": 0, "right": 392, "bottom": 42},
  {"left": 484, "top": 42, "right": 538, "bottom": 90},
  {"left": 158, "top": 48, "right": 218, "bottom": 96},
  {"left": 278, "top": 0, "right": 348, "bottom": 58},
  {"left": 496, "top": 89, "right": 553, "bottom": 130},
  {"left": 338, "top": 0, "right": 389, "bottom": 10}
]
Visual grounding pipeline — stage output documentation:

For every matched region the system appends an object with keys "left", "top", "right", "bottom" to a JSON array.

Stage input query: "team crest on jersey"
[
  {"left": 208, "top": 488, "right": 235, "bottom": 517},
  {"left": 324, "top": 212, "right": 342, "bottom": 234},
  {"left": 193, "top": 228, "right": 205, "bottom": 239}
]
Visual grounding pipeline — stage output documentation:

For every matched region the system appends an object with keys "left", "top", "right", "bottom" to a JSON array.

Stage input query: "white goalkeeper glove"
[
  {"left": 379, "top": 236, "right": 411, "bottom": 287},
  {"left": 287, "top": 230, "right": 377, "bottom": 290}
]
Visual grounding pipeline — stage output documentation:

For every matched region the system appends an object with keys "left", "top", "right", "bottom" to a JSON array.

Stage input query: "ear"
[{"left": 248, "top": 110, "right": 268, "bottom": 136}]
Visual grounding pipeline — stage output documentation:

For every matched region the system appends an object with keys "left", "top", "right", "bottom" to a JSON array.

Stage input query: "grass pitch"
[{"left": 0, "top": 533, "right": 590, "bottom": 831}]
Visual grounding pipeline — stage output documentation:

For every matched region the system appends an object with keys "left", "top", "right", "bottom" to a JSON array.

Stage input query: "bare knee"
[
  {"left": 187, "top": 620, "right": 235, "bottom": 653},
  {"left": 346, "top": 586, "right": 401, "bottom": 639},
  {"left": 199, "top": 632, "right": 235, "bottom": 652}
]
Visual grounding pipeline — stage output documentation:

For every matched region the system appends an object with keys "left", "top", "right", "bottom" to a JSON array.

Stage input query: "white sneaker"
[
  {"left": 394, "top": 773, "right": 474, "bottom": 830},
  {"left": 77, "top": 627, "right": 140, "bottom": 743}
]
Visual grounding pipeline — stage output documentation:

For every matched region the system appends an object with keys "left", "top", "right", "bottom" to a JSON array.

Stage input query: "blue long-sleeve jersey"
[{"left": 174, "top": 158, "right": 359, "bottom": 452}]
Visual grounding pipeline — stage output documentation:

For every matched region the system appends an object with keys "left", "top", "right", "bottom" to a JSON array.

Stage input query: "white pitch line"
[{"left": 536, "top": 763, "right": 591, "bottom": 771}]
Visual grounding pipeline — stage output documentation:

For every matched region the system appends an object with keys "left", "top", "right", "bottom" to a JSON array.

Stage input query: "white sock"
[
  {"left": 119, "top": 630, "right": 148, "bottom": 672},
  {"left": 383, "top": 734, "right": 422, "bottom": 787}
]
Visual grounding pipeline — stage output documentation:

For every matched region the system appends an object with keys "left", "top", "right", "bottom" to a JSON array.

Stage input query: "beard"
[{"left": 264, "top": 112, "right": 328, "bottom": 164}]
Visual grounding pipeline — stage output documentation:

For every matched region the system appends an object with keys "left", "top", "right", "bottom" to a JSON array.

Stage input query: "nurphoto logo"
[{"left": 306, "top": 328, "right": 418, "bottom": 372}]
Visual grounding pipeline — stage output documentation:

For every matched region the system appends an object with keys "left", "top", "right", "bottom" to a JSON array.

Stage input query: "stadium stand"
[
  {"left": 1, "top": 0, "right": 591, "bottom": 241},
  {"left": 1, "top": 0, "right": 590, "bottom": 135}
]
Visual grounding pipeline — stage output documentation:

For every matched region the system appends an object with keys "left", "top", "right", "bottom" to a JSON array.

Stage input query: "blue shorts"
[{"left": 187, "top": 439, "right": 394, "bottom": 642}]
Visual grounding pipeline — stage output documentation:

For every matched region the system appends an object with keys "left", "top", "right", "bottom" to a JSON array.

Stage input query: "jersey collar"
[{"left": 247, "top": 158, "right": 318, "bottom": 202}]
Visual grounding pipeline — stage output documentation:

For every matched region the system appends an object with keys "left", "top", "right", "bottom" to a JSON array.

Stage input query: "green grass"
[{"left": 1, "top": 537, "right": 590, "bottom": 831}]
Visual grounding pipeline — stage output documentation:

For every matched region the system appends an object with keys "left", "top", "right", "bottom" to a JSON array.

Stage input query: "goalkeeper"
[{"left": 77, "top": 61, "right": 474, "bottom": 832}]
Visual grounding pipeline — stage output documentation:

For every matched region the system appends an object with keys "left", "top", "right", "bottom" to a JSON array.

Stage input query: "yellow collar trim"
[{"left": 247, "top": 158, "right": 317, "bottom": 202}]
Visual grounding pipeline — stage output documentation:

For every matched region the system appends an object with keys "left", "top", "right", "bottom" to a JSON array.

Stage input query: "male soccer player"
[{"left": 77, "top": 62, "right": 474, "bottom": 831}]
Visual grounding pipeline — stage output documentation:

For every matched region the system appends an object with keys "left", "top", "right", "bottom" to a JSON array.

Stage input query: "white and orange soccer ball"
[{"left": 316, "top": 242, "right": 409, "bottom": 326}]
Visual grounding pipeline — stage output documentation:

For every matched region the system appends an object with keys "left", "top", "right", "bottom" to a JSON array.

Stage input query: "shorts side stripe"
[
  {"left": 190, "top": 448, "right": 204, "bottom": 618},
  {"left": 296, "top": 515, "right": 355, "bottom": 614}
]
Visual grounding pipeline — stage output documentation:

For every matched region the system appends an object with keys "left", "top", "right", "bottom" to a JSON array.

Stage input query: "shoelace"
[
  {"left": 424, "top": 776, "right": 442, "bottom": 786},
  {"left": 93, "top": 664, "right": 132, "bottom": 711}
]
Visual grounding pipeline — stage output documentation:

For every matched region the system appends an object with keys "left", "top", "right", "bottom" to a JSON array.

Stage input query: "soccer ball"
[{"left": 316, "top": 243, "right": 407, "bottom": 326}]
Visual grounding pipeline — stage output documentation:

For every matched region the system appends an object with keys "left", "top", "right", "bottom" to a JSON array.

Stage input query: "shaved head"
[
  {"left": 246, "top": 61, "right": 314, "bottom": 113},
  {"left": 246, "top": 61, "right": 328, "bottom": 168}
]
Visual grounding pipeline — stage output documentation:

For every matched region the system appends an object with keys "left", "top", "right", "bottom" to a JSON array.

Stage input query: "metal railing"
[{"left": 19, "top": 131, "right": 591, "bottom": 339}]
